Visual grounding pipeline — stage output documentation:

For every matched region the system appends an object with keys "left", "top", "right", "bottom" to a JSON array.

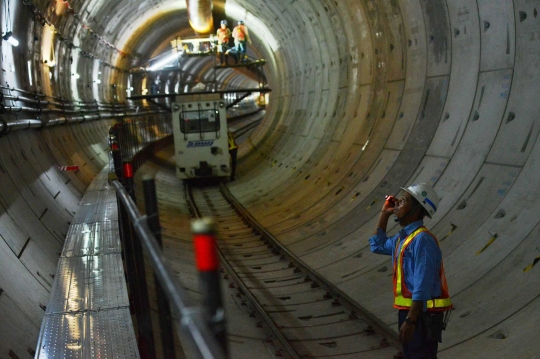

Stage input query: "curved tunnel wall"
[
  {"left": 1, "top": 0, "right": 539, "bottom": 357},
  {"left": 232, "top": 0, "right": 540, "bottom": 357}
]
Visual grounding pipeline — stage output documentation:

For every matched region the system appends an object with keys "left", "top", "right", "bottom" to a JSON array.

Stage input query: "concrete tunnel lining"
[{"left": 0, "top": 0, "right": 540, "bottom": 358}]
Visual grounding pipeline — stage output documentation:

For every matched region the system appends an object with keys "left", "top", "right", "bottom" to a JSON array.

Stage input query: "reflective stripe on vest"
[
  {"left": 235, "top": 25, "right": 246, "bottom": 40},
  {"left": 228, "top": 132, "right": 237, "bottom": 150},
  {"left": 393, "top": 226, "right": 453, "bottom": 311}
]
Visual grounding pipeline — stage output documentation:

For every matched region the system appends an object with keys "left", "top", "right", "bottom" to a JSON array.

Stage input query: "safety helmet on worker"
[
  {"left": 237, "top": 20, "right": 244, "bottom": 25},
  {"left": 220, "top": 20, "right": 228, "bottom": 25},
  {"left": 401, "top": 183, "right": 439, "bottom": 218}
]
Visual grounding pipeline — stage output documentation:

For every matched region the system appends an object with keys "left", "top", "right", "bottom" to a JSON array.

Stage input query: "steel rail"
[
  {"left": 111, "top": 180, "right": 226, "bottom": 359},
  {"left": 230, "top": 117, "right": 263, "bottom": 138},
  {"left": 218, "top": 182, "right": 402, "bottom": 349},
  {"left": 185, "top": 182, "right": 301, "bottom": 359}
]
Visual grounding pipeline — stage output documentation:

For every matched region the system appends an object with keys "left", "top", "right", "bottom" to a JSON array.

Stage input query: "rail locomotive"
[{"left": 172, "top": 94, "right": 231, "bottom": 180}]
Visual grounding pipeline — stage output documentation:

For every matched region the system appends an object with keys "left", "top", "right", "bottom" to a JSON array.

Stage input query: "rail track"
[{"left": 185, "top": 181, "right": 400, "bottom": 358}]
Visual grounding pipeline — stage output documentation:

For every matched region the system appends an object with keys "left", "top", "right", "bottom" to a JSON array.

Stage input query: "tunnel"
[{"left": 1, "top": 0, "right": 540, "bottom": 358}]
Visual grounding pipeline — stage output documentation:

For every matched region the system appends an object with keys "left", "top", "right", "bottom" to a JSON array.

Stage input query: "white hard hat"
[{"left": 401, "top": 183, "right": 439, "bottom": 218}]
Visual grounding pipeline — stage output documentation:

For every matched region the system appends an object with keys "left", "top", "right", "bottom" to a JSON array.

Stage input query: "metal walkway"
[{"left": 35, "top": 169, "right": 139, "bottom": 358}]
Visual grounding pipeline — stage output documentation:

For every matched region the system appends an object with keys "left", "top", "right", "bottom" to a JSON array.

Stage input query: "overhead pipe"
[
  {"left": 0, "top": 109, "right": 168, "bottom": 137},
  {"left": 186, "top": 0, "right": 214, "bottom": 34},
  {"left": 0, "top": 85, "right": 158, "bottom": 110}
]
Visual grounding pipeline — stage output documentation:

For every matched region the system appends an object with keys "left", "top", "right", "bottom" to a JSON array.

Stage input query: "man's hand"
[
  {"left": 374, "top": 195, "right": 395, "bottom": 234},
  {"left": 382, "top": 195, "right": 397, "bottom": 216},
  {"left": 399, "top": 321, "right": 415, "bottom": 343}
]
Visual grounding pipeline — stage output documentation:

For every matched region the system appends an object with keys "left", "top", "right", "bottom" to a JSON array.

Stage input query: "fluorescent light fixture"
[
  {"left": 27, "top": 61, "right": 33, "bottom": 86},
  {"left": 148, "top": 52, "right": 180, "bottom": 71},
  {"left": 3, "top": 32, "right": 19, "bottom": 47},
  {"left": 362, "top": 140, "right": 370, "bottom": 151}
]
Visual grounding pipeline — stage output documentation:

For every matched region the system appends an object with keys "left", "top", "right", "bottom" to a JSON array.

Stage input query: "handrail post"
[
  {"left": 111, "top": 145, "right": 123, "bottom": 183},
  {"left": 143, "top": 176, "right": 176, "bottom": 359},
  {"left": 123, "top": 162, "right": 156, "bottom": 359},
  {"left": 191, "top": 218, "right": 228, "bottom": 357}
]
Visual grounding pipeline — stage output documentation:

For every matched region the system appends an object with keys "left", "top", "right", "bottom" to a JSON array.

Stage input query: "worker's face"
[
  {"left": 221, "top": 24, "right": 226, "bottom": 28},
  {"left": 394, "top": 192, "right": 415, "bottom": 220}
]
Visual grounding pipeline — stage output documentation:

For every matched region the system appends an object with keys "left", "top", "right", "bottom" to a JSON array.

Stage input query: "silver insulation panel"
[{"left": 35, "top": 171, "right": 140, "bottom": 358}]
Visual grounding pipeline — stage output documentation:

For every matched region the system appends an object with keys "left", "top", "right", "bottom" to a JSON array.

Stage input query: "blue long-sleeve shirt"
[{"left": 369, "top": 220, "right": 442, "bottom": 304}]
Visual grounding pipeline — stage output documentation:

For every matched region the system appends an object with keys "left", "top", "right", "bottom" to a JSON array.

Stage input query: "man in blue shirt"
[{"left": 369, "top": 183, "right": 452, "bottom": 359}]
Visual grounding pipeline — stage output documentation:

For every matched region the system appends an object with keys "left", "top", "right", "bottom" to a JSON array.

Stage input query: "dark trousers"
[
  {"left": 219, "top": 42, "right": 229, "bottom": 64},
  {"left": 229, "top": 148, "right": 237, "bottom": 180},
  {"left": 398, "top": 310, "right": 441, "bottom": 359}
]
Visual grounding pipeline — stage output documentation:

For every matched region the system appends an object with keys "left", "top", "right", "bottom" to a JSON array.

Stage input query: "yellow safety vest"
[{"left": 393, "top": 227, "right": 453, "bottom": 311}]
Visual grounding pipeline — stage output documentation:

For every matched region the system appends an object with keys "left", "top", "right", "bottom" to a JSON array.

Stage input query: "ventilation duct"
[{"left": 186, "top": 0, "right": 214, "bottom": 34}]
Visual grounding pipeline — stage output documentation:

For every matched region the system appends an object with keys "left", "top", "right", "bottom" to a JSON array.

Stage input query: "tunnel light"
[
  {"left": 72, "top": 73, "right": 80, "bottom": 79},
  {"left": 362, "top": 140, "right": 370, "bottom": 151},
  {"left": 94, "top": 79, "right": 101, "bottom": 84},
  {"left": 27, "top": 61, "right": 33, "bottom": 86},
  {"left": 142, "top": 88, "right": 148, "bottom": 95},
  {"left": 2, "top": 32, "right": 19, "bottom": 47},
  {"left": 148, "top": 52, "right": 180, "bottom": 71}
]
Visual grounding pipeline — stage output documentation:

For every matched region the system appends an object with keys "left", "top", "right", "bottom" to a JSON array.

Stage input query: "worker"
[
  {"left": 224, "top": 46, "right": 239, "bottom": 65},
  {"left": 228, "top": 130, "right": 238, "bottom": 181},
  {"left": 232, "top": 20, "right": 251, "bottom": 63},
  {"left": 369, "top": 183, "right": 452, "bottom": 359},
  {"left": 216, "top": 20, "right": 231, "bottom": 66}
]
